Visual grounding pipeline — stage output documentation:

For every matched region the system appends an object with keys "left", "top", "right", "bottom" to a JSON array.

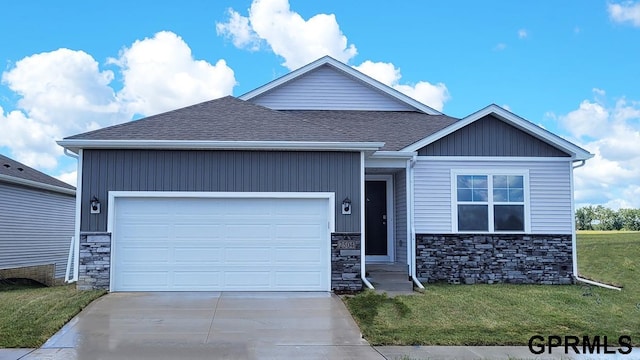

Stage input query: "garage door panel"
[
  {"left": 119, "top": 246, "right": 170, "bottom": 263},
  {"left": 275, "top": 248, "right": 323, "bottom": 263},
  {"left": 174, "top": 247, "right": 222, "bottom": 262},
  {"left": 112, "top": 196, "right": 330, "bottom": 291},
  {"left": 274, "top": 271, "right": 322, "bottom": 287},
  {"left": 224, "top": 247, "right": 272, "bottom": 263}
]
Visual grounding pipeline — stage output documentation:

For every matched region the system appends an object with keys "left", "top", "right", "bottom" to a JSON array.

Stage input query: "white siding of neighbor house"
[
  {"left": 0, "top": 182, "right": 75, "bottom": 279},
  {"left": 413, "top": 159, "right": 573, "bottom": 234},
  {"left": 249, "top": 65, "right": 415, "bottom": 111}
]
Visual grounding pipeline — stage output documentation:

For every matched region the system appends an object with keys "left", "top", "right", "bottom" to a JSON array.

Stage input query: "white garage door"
[{"left": 111, "top": 196, "right": 331, "bottom": 291}]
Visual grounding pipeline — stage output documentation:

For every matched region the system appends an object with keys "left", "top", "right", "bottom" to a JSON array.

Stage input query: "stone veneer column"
[
  {"left": 331, "top": 233, "right": 362, "bottom": 291},
  {"left": 77, "top": 232, "right": 111, "bottom": 290},
  {"left": 415, "top": 234, "right": 573, "bottom": 285}
]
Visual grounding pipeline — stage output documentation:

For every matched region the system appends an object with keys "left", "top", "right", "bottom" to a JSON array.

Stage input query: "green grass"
[
  {"left": 0, "top": 284, "right": 106, "bottom": 348},
  {"left": 345, "top": 232, "right": 640, "bottom": 345}
]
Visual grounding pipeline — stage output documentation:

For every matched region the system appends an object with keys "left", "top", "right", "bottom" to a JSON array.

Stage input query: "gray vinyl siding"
[
  {"left": 249, "top": 65, "right": 415, "bottom": 111},
  {"left": 81, "top": 150, "right": 361, "bottom": 233},
  {"left": 394, "top": 171, "right": 407, "bottom": 264},
  {"left": 418, "top": 115, "right": 571, "bottom": 157},
  {"left": 0, "top": 182, "right": 75, "bottom": 279},
  {"left": 413, "top": 159, "right": 573, "bottom": 234}
]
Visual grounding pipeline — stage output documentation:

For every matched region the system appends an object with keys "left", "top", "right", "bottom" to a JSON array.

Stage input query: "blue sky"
[{"left": 1, "top": 0, "right": 639, "bottom": 209}]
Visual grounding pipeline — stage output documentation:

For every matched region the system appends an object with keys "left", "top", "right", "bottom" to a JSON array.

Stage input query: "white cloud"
[
  {"left": 518, "top": 29, "right": 528, "bottom": 39},
  {"left": 55, "top": 170, "right": 77, "bottom": 187},
  {"left": 353, "top": 61, "right": 450, "bottom": 111},
  {"left": 216, "top": 1, "right": 450, "bottom": 111},
  {"left": 1, "top": 49, "right": 126, "bottom": 169},
  {"left": 559, "top": 91, "right": 640, "bottom": 208},
  {"left": 1, "top": 31, "right": 237, "bottom": 173},
  {"left": 217, "top": 0, "right": 357, "bottom": 70},
  {"left": 216, "top": 9, "right": 260, "bottom": 50},
  {"left": 111, "top": 31, "right": 236, "bottom": 116},
  {"left": 608, "top": 1, "right": 640, "bottom": 27}
]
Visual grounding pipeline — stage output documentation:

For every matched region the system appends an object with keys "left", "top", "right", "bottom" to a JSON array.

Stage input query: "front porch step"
[{"left": 367, "top": 263, "right": 414, "bottom": 292}]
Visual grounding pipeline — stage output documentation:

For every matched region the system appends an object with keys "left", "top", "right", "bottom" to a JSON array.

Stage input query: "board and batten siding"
[
  {"left": 0, "top": 182, "right": 75, "bottom": 279},
  {"left": 413, "top": 159, "right": 573, "bottom": 234},
  {"left": 81, "top": 150, "right": 361, "bottom": 233},
  {"left": 249, "top": 65, "right": 415, "bottom": 111},
  {"left": 418, "top": 115, "right": 570, "bottom": 158},
  {"left": 394, "top": 171, "right": 407, "bottom": 264}
]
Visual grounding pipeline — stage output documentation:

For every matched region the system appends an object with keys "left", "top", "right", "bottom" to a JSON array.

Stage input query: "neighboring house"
[
  {"left": 58, "top": 56, "right": 592, "bottom": 292},
  {"left": 0, "top": 154, "right": 76, "bottom": 286}
]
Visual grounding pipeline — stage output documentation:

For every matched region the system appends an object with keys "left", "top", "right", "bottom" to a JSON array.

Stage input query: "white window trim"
[{"left": 451, "top": 169, "right": 531, "bottom": 233}]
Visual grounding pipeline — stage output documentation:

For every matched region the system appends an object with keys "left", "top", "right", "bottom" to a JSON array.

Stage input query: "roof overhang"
[
  {"left": 239, "top": 56, "right": 442, "bottom": 115},
  {"left": 365, "top": 151, "right": 417, "bottom": 169},
  {"left": 0, "top": 174, "right": 75, "bottom": 195},
  {"left": 402, "top": 104, "right": 594, "bottom": 161},
  {"left": 57, "top": 140, "right": 385, "bottom": 155}
]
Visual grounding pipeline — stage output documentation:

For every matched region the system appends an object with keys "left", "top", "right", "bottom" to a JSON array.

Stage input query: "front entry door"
[{"left": 365, "top": 180, "right": 390, "bottom": 261}]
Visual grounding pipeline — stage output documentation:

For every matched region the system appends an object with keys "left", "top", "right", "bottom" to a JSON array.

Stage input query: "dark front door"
[{"left": 365, "top": 181, "right": 388, "bottom": 256}]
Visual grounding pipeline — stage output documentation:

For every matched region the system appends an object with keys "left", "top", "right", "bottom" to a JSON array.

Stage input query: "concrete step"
[
  {"left": 367, "top": 263, "right": 408, "bottom": 273},
  {"left": 367, "top": 263, "right": 414, "bottom": 292}
]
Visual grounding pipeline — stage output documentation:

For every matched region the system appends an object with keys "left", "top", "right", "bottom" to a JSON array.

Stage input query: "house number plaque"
[{"left": 336, "top": 240, "right": 358, "bottom": 250}]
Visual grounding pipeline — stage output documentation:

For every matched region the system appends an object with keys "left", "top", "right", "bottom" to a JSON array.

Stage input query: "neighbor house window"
[{"left": 453, "top": 171, "right": 529, "bottom": 233}]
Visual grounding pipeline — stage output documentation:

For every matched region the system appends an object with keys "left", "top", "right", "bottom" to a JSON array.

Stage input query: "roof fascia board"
[
  {"left": 370, "top": 151, "right": 417, "bottom": 159},
  {"left": 0, "top": 174, "right": 75, "bottom": 195},
  {"left": 238, "top": 55, "right": 442, "bottom": 115},
  {"left": 57, "top": 140, "right": 385, "bottom": 153},
  {"left": 402, "top": 104, "right": 593, "bottom": 161}
]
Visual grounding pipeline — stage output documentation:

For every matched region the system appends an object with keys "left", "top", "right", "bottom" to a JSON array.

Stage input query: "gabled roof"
[
  {"left": 59, "top": 96, "right": 456, "bottom": 153},
  {"left": 403, "top": 104, "right": 593, "bottom": 161},
  {"left": 239, "top": 56, "right": 443, "bottom": 115},
  {"left": 0, "top": 154, "right": 75, "bottom": 194}
]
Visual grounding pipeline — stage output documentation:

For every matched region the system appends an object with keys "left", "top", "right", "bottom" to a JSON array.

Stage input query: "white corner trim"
[
  {"left": 57, "top": 139, "right": 385, "bottom": 154},
  {"left": 238, "top": 56, "right": 442, "bottom": 115},
  {"left": 403, "top": 104, "right": 593, "bottom": 161},
  {"left": 0, "top": 174, "right": 75, "bottom": 195}
]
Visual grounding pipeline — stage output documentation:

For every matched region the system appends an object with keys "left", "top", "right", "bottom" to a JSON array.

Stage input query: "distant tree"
[
  {"left": 619, "top": 208, "right": 640, "bottom": 231},
  {"left": 575, "top": 206, "right": 595, "bottom": 230}
]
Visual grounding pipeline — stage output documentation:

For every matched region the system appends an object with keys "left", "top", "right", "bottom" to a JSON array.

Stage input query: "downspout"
[
  {"left": 409, "top": 155, "right": 424, "bottom": 289},
  {"left": 62, "top": 148, "right": 81, "bottom": 283},
  {"left": 571, "top": 160, "right": 621, "bottom": 291},
  {"left": 361, "top": 151, "right": 374, "bottom": 289}
]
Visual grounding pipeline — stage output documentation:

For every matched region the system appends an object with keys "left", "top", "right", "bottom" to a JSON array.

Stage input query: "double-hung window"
[{"left": 453, "top": 170, "right": 529, "bottom": 233}]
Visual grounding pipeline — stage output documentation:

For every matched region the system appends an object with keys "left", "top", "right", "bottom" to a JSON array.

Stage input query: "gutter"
[
  {"left": 571, "top": 160, "right": 621, "bottom": 291},
  {"left": 0, "top": 174, "right": 75, "bottom": 195},
  {"left": 360, "top": 151, "right": 374, "bottom": 289},
  {"left": 57, "top": 139, "right": 386, "bottom": 154},
  {"left": 409, "top": 155, "right": 424, "bottom": 289},
  {"left": 62, "top": 148, "right": 81, "bottom": 283}
]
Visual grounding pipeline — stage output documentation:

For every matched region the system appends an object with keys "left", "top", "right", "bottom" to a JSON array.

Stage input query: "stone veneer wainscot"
[
  {"left": 416, "top": 234, "right": 573, "bottom": 285},
  {"left": 77, "top": 233, "right": 111, "bottom": 290},
  {"left": 77, "top": 232, "right": 363, "bottom": 291},
  {"left": 330, "top": 233, "right": 362, "bottom": 291}
]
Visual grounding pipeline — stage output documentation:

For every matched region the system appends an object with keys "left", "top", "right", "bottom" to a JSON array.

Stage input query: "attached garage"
[{"left": 109, "top": 193, "right": 333, "bottom": 292}]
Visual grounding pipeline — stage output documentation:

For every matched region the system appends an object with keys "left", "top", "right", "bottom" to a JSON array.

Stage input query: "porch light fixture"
[
  {"left": 90, "top": 196, "right": 101, "bottom": 214},
  {"left": 341, "top": 197, "right": 352, "bottom": 215}
]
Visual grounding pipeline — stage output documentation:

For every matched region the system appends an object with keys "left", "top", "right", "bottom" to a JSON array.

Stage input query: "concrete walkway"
[{"left": 0, "top": 292, "right": 637, "bottom": 359}]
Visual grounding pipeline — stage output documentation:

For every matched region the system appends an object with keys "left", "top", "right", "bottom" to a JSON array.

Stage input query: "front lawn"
[
  {"left": 345, "top": 232, "right": 640, "bottom": 345},
  {"left": 0, "top": 284, "right": 105, "bottom": 348}
]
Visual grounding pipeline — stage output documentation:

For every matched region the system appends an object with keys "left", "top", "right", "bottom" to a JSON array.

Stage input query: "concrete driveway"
[{"left": 23, "top": 292, "right": 382, "bottom": 360}]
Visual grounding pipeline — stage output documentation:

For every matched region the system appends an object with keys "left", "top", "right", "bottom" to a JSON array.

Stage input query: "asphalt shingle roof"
[
  {"left": 66, "top": 96, "right": 458, "bottom": 151},
  {"left": 0, "top": 154, "right": 76, "bottom": 190}
]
